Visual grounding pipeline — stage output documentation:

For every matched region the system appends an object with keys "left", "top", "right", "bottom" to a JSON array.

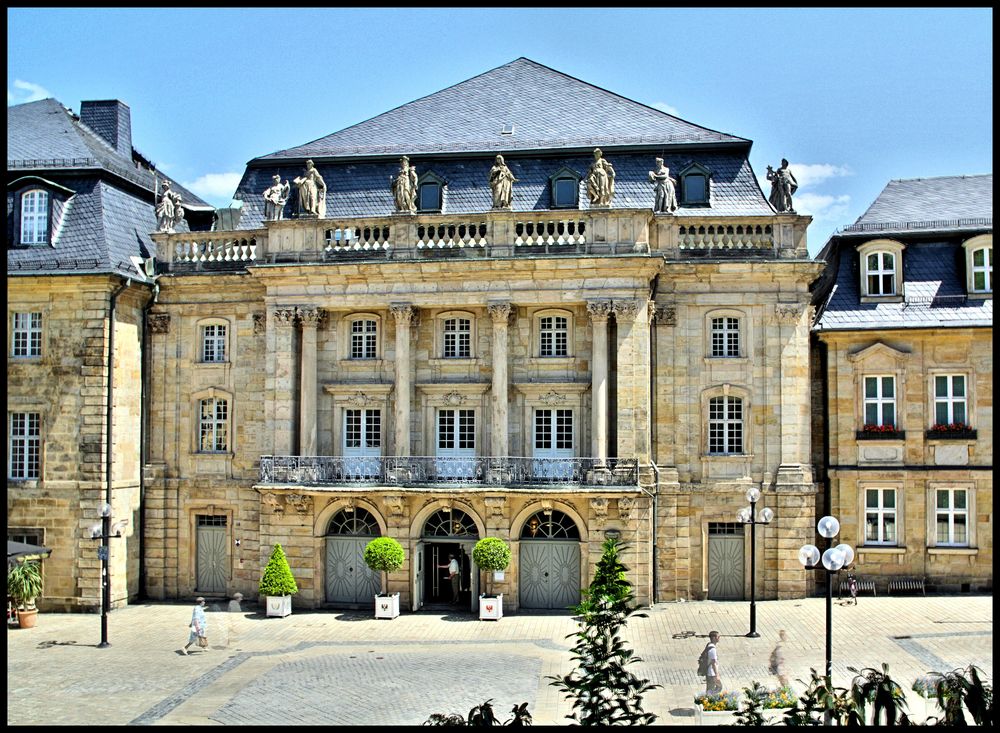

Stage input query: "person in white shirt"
[
  {"left": 705, "top": 630, "right": 722, "bottom": 693},
  {"left": 437, "top": 553, "right": 461, "bottom": 604}
]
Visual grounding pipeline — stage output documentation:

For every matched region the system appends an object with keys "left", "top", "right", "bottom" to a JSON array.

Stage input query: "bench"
[
  {"left": 888, "top": 577, "right": 926, "bottom": 595},
  {"left": 838, "top": 577, "right": 876, "bottom": 598}
]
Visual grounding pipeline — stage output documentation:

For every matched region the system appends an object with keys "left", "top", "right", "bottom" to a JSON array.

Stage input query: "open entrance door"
[{"left": 412, "top": 540, "right": 424, "bottom": 611}]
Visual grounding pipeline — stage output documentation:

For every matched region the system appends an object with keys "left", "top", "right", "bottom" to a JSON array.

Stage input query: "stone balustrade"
[{"left": 154, "top": 230, "right": 265, "bottom": 268}]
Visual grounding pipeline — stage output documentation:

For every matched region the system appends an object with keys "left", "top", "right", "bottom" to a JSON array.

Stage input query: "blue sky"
[{"left": 7, "top": 7, "right": 992, "bottom": 254}]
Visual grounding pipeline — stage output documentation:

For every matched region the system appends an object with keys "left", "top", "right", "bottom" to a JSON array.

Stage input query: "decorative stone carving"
[
  {"left": 586, "top": 148, "right": 616, "bottom": 207},
  {"left": 487, "top": 302, "right": 513, "bottom": 323},
  {"left": 586, "top": 300, "right": 613, "bottom": 323},
  {"left": 252, "top": 313, "right": 266, "bottom": 334},
  {"left": 484, "top": 496, "right": 506, "bottom": 519},
  {"left": 262, "top": 493, "right": 283, "bottom": 514},
  {"left": 345, "top": 391, "right": 377, "bottom": 407},
  {"left": 273, "top": 308, "right": 298, "bottom": 326},
  {"left": 155, "top": 181, "right": 184, "bottom": 233},
  {"left": 775, "top": 303, "right": 802, "bottom": 323},
  {"left": 263, "top": 174, "right": 291, "bottom": 221},
  {"left": 612, "top": 300, "right": 640, "bottom": 321},
  {"left": 390, "top": 156, "right": 418, "bottom": 214},
  {"left": 148, "top": 313, "right": 171, "bottom": 334},
  {"left": 297, "top": 307, "right": 326, "bottom": 328},
  {"left": 653, "top": 304, "right": 676, "bottom": 327},
  {"left": 383, "top": 495, "right": 405, "bottom": 518},
  {"left": 488, "top": 154, "right": 517, "bottom": 210},
  {"left": 648, "top": 158, "right": 678, "bottom": 213},
  {"left": 539, "top": 390, "right": 566, "bottom": 406},
  {"left": 617, "top": 496, "right": 636, "bottom": 518},
  {"left": 390, "top": 304, "right": 417, "bottom": 325},
  {"left": 285, "top": 493, "right": 311, "bottom": 514},
  {"left": 443, "top": 391, "right": 465, "bottom": 406},
  {"left": 766, "top": 158, "right": 798, "bottom": 213},
  {"left": 294, "top": 160, "right": 326, "bottom": 219},
  {"left": 590, "top": 497, "right": 609, "bottom": 523}
]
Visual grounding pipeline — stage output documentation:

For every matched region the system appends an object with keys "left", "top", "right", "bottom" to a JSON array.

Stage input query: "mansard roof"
[{"left": 254, "top": 57, "right": 749, "bottom": 162}]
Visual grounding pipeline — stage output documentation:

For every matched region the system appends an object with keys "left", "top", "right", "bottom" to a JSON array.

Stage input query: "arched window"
[
  {"left": 858, "top": 239, "right": 905, "bottom": 298},
  {"left": 442, "top": 316, "right": 472, "bottom": 358},
  {"left": 20, "top": 189, "right": 50, "bottom": 245},
  {"left": 963, "top": 235, "right": 993, "bottom": 294},
  {"left": 520, "top": 510, "right": 580, "bottom": 539},
  {"left": 422, "top": 508, "right": 478, "bottom": 538},
  {"left": 326, "top": 507, "right": 380, "bottom": 536},
  {"left": 349, "top": 317, "right": 378, "bottom": 359}
]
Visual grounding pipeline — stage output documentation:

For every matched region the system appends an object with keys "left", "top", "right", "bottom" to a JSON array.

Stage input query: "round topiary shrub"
[
  {"left": 364, "top": 537, "right": 405, "bottom": 596},
  {"left": 473, "top": 537, "right": 511, "bottom": 597},
  {"left": 258, "top": 543, "right": 299, "bottom": 597}
]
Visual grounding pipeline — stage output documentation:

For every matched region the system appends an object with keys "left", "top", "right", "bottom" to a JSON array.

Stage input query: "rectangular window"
[
  {"left": 934, "top": 375, "right": 967, "bottom": 426},
  {"left": 683, "top": 174, "right": 707, "bottom": 203},
  {"left": 350, "top": 319, "right": 377, "bottom": 359},
  {"left": 539, "top": 315, "right": 568, "bottom": 357},
  {"left": 201, "top": 324, "right": 227, "bottom": 363},
  {"left": 972, "top": 247, "right": 992, "bottom": 292},
  {"left": 710, "top": 317, "right": 740, "bottom": 357},
  {"left": 443, "top": 318, "right": 471, "bottom": 358},
  {"left": 345, "top": 409, "right": 380, "bottom": 449},
  {"left": 437, "top": 409, "right": 474, "bottom": 450},
  {"left": 708, "top": 396, "right": 743, "bottom": 454},
  {"left": 199, "top": 398, "right": 228, "bottom": 452},
  {"left": 8, "top": 528, "right": 43, "bottom": 545},
  {"left": 553, "top": 178, "right": 577, "bottom": 207},
  {"left": 865, "top": 488, "right": 897, "bottom": 545},
  {"left": 11, "top": 312, "right": 42, "bottom": 357},
  {"left": 864, "top": 376, "right": 896, "bottom": 427},
  {"left": 935, "top": 489, "right": 969, "bottom": 546},
  {"left": 20, "top": 190, "right": 50, "bottom": 244},
  {"left": 419, "top": 182, "right": 441, "bottom": 211},
  {"left": 866, "top": 252, "right": 896, "bottom": 296},
  {"left": 9, "top": 412, "right": 41, "bottom": 479}
]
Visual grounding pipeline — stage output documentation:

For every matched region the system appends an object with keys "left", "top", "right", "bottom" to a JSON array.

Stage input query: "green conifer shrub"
[{"left": 258, "top": 543, "right": 299, "bottom": 597}]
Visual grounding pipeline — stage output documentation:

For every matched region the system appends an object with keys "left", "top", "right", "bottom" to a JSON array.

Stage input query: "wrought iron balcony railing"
[{"left": 258, "top": 455, "right": 639, "bottom": 488}]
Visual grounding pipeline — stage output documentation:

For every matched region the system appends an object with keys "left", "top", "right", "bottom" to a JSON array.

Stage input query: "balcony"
[{"left": 257, "top": 455, "right": 639, "bottom": 489}]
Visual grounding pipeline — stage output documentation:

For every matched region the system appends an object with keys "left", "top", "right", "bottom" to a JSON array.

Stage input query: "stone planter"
[
  {"left": 763, "top": 708, "right": 791, "bottom": 724},
  {"left": 694, "top": 707, "right": 737, "bottom": 725},
  {"left": 266, "top": 594, "right": 292, "bottom": 617},
  {"left": 479, "top": 593, "right": 503, "bottom": 621},
  {"left": 925, "top": 429, "right": 977, "bottom": 440},
  {"left": 856, "top": 430, "right": 906, "bottom": 440},
  {"left": 374, "top": 592, "right": 400, "bottom": 620}
]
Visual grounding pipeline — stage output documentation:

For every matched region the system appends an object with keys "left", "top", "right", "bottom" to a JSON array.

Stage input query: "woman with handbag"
[{"left": 182, "top": 596, "right": 208, "bottom": 655}]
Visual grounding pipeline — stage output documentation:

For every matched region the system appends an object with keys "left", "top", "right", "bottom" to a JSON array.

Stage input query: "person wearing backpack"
[{"left": 699, "top": 630, "right": 722, "bottom": 693}]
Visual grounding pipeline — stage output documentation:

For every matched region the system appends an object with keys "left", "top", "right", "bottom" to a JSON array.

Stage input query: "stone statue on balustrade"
[
  {"left": 766, "top": 158, "right": 798, "bottom": 213},
  {"left": 586, "top": 148, "right": 616, "bottom": 207},
  {"left": 294, "top": 159, "right": 326, "bottom": 218},
  {"left": 155, "top": 180, "right": 184, "bottom": 233},
  {"left": 648, "top": 158, "right": 677, "bottom": 213},
  {"left": 489, "top": 154, "right": 517, "bottom": 210},
  {"left": 263, "top": 174, "right": 291, "bottom": 221},
  {"left": 391, "top": 156, "right": 418, "bottom": 214}
]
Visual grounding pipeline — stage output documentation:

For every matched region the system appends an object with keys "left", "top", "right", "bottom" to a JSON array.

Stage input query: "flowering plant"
[
  {"left": 761, "top": 685, "right": 796, "bottom": 708},
  {"left": 694, "top": 691, "right": 740, "bottom": 711},
  {"left": 929, "top": 422, "right": 972, "bottom": 433},
  {"left": 912, "top": 674, "right": 943, "bottom": 698},
  {"left": 862, "top": 423, "right": 898, "bottom": 433}
]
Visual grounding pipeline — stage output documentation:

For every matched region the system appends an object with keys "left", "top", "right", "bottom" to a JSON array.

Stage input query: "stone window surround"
[
  {"left": 704, "top": 308, "right": 748, "bottom": 360},
  {"left": 10, "top": 309, "right": 44, "bottom": 359},
  {"left": 700, "top": 383, "right": 752, "bottom": 457},
  {"left": 8, "top": 410, "right": 42, "bottom": 481},
  {"left": 548, "top": 166, "right": 581, "bottom": 209},
  {"left": 415, "top": 383, "right": 490, "bottom": 456},
  {"left": 857, "top": 480, "right": 903, "bottom": 547},
  {"left": 531, "top": 307, "right": 575, "bottom": 359},
  {"left": 432, "top": 309, "right": 478, "bottom": 361},
  {"left": 962, "top": 234, "right": 993, "bottom": 297},
  {"left": 186, "top": 505, "right": 233, "bottom": 596},
  {"left": 195, "top": 316, "right": 232, "bottom": 364},
  {"left": 677, "top": 162, "right": 712, "bottom": 207},
  {"left": 513, "top": 382, "right": 589, "bottom": 458},
  {"left": 338, "top": 311, "right": 383, "bottom": 362},
  {"left": 417, "top": 170, "right": 446, "bottom": 213},
  {"left": 191, "top": 386, "right": 234, "bottom": 455},
  {"left": 862, "top": 373, "right": 898, "bottom": 429},
  {"left": 927, "top": 482, "right": 976, "bottom": 550},
  {"left": 857, "top": 238, "right": 905, "bottom": 301},
  {"left": 927, "top": 369, "right": 974, "bottom": 430},
  {"left": 324, "top": 384, "right": 393, "bottom": 458},
  {"left": 848, "top": 342, "right": 908, "bottom": 433}
]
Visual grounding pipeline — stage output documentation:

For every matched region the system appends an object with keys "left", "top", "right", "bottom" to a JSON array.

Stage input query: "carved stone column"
[
  {"left": 391, "top": 304, "right": 417, "bottom": 456},
  {"left": 612, "top": 299, "right": 651, "bottom": 461},
  {"left": 488, "top": 302, "right": 512, "bottom": 457},
  {"left": 272, "top": 307, "right": 298, "bottom": 456},
  {"left": 587, "top": 300, "right": 613, "bottom": 466},
  {"left": 298, "top": 307, "right": 324, "bottom": 456}
]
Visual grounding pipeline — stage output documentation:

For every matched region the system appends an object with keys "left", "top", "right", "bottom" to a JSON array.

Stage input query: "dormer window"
[
  {"left": 678, "top": 162, "right": 712, "bottom": 206},
  {"left": 417, "top": 171, "right": 445, "bottom": 212},
  {"left": 858, "top": 239, "right": 905, "bottom": 299},
  {"left": 962, "top": 234, "right": 993, "bottom": 295},
  {"left": 549, "top": 167, "right": 581, "bottom": 209},
  {"left": 20, "top": 189, "right": 50, "bottom": 245}
]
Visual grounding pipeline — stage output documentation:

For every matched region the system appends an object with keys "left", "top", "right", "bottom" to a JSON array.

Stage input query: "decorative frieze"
[{"left": 148, "top": 313, "right": 171, "bottom": 333}]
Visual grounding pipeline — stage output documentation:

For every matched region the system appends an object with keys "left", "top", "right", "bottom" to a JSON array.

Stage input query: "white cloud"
[
  {"left": 7, "top": 79, "right": 52, "bottom": 105},
  {"left": 651, "top": 101, "right": 680, "bottom": 117},
  {"left": 758, "top": 162, "right": 853, "bottom": 193},
  {"left": 180, "top": 172, "right": 243, "bottom": 205},
  {"left": 793, "top": 192, "right": 852, "bottom": 222}
]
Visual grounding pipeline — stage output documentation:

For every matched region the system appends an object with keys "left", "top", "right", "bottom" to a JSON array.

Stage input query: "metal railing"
[{"left": 258, "top": 455, "right": 639, "bottom": 488}]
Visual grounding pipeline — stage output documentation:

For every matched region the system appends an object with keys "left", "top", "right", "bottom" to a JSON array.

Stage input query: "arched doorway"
[
  {"left": 416, "top": 508, "right": 479, "bottom": 611},
  {"left": 519, "top": 510, "right": 582, "bottom": 610},
  {"left": 324, "top": 507, "right": 381, "bottom": 606}
]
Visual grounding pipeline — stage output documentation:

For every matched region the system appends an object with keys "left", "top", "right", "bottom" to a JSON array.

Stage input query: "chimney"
[{"left": 79, "top": 100, "right": 133, "bottom": 159}]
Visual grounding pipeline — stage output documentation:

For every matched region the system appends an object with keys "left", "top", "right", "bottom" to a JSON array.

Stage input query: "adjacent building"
[{"left": 811, "top": 175, "right": 993, "bottom": 592}]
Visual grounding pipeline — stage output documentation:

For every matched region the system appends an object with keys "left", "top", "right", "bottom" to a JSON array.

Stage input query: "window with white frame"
[
  {"left": 437, "top": 409, "right": 476, "bottom": 451},
  {"left": 201, "top": 324, "right": 227, "bottom": 363},
  {"left": 971, "top": 245, "right": 992, "bottom": 293},
  {"left": 708, "top": 396, "right": 743, "bottom": 454},
  {"left": 710, "top": 316, "right": 740, "bottom": 357},
  {"left": 934, "top": 375, "right": 967, "bottom": 427},
  {"left": 539, "top": 315, "right": 568, "bottom": 357},
  {"left": 935, "top": 489, "right": 969, "bottom": 546},
  {"left": 443, "top": 317, "right": 471, "bottom": 358},
  {"left": 863, "top": 375, "right": 896, "bottom": 428},
  {"left": 20, "top": 189, "right": 50, "bottom": 245},
  {"left": 9, "top": 412, "right": 41, "bottom": 479},
  {"left": 345, "top": 409, "right": 381, "bottom": 451},
  {"left": 350, "top": 319, "right": 378, "bottom": 359},
  {"left": 864, "top": 488, "right": 897, "bottom": 545},
  {"left": 865, "top": 251, "right": 897, "bottom": 296},
  {"left": 11, "top": 312, "right": 42, "bottom": 357},
  {"left": 534, "top": 409, "right": 574, "bottom": 451},
  {"left": 198, "top": 398, "right": 229, "bottom": 452}
]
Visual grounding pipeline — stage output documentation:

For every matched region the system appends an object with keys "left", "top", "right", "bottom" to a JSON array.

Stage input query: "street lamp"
[
  {"left": 798, "top": 515, "right": 854, "bottom": 707},
  {"left": 88, "top": 503, "right": 128, "bottom": 648},
  {"left": 737, "top": 486, "right": 773, "bottom": 638}
]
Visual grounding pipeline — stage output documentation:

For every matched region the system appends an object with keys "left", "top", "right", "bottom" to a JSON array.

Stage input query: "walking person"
[
  {"left": 770, "top": 629, "right": 789, "bottom": 688},
  {"left": 437, "top": 553, "right": 461, "bottom": 605},
  {"left": 705, "top": 630, "right": 722, "bottom": 693},
  {"left": 183, "top": 596, "right": 208, "bottom": 655}
]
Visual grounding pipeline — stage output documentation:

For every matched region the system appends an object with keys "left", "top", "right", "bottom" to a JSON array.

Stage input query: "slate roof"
[
  {"left": 814, "top": 175, "right": 993, "bottom": 332},
  {"left": 254, "top": 57, "right": 748, "bottom": 162},
  {"left": 7, "top": 98, "right": 211, "bottom": 278}
]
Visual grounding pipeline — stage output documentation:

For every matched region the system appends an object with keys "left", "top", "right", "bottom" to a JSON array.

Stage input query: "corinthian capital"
[
  {"left": 273, "top": 307, "right": 298, "bottom": 326},
  {"left": 297, "top": 307, "right": 326, "bottom": 328},
  {"left": 586, "top": 300, "right": 613, "bottom": 323},
  {"left": 487, "top": 302, "right": 513, "bottom": 324},
  {"left": 611, "top": 299, "right": 640, "bottom": 321},
  {"left": 390, "top": 304, "right": 417, "bottom": 325}
]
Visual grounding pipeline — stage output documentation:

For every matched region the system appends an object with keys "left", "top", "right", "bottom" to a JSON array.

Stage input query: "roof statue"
[
  {"left": 391, "top": 156, "right": 418, "bottom": 214},
  {"left": 294, "top": 160, "right": 326, "bottom": 218},
  {"left": 489, "top": 154, "right": 517, "bottom": 210},
  {"left": 586, "top": 148, "right": 615, "bottom": 207},
  {"left": 263, "top": 174, "right": 291, "bottom": 221},
  {"left": 766, "top": 158, "right": 798, "bottom": 213},
  {"left": 648, "top": 158, "right": 678, "bottom": 213},
  {"left": 156, "top": 181, "right": 184, "bottom": 233}
]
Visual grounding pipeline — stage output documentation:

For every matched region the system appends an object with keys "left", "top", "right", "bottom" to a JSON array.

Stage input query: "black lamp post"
[
  {"left": 737, "top": 486, "right": 773, "bottom": 638},
  {"left": 89, "top": 506, "right": 127, "bottom": 648},
  {"left": 798, "top": 515, "right": 854, "bottom": 725}
]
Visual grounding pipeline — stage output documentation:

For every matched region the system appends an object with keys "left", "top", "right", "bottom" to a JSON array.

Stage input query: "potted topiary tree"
[
  {"left": 258, "top": 543, "right": 298, "bottom": 617},
  {"left": 363, "top": 537, "right": 405, "bottom": 619},
  {"left": 473, "top": 537, "right": 511, "bottom": 621},
  {"left": 7, "top": 560, "right": 44, "bottom": 629}
]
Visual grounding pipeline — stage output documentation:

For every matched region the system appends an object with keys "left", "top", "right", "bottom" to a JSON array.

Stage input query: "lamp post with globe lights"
[
  {"left": 88, "top": 503, "right": 128, "bottom": 648},
  {"left": 736, "top": 486, "right": 773, "bottom": 638}
]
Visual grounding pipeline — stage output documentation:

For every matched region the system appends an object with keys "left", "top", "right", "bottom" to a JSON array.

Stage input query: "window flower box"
[
  {"left": 925, "top": 424, "right": 977, "bottom": 440},
  {"left": 857, "top": 425, "right": 905, "bottom": 440}
]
